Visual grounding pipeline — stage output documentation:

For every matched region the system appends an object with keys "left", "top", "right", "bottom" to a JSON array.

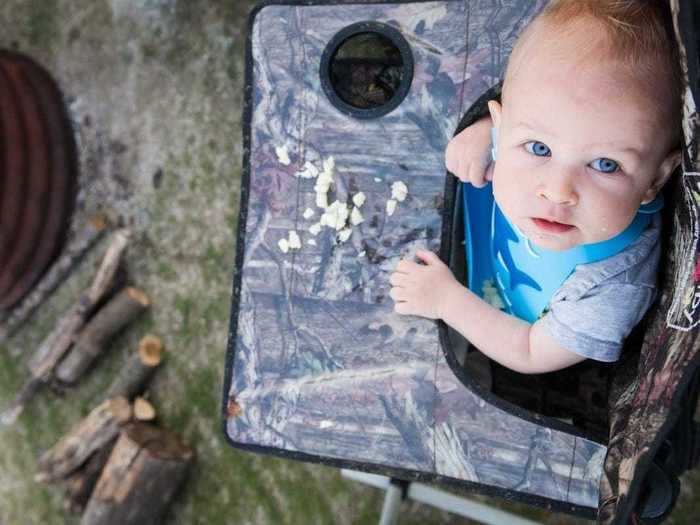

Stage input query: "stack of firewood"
[
  {"left": 1, "top": 229, "right": 195, "bottom": 524},
  {"left": 2, "top": 229, "right": 143, "bottom": 423},
  {"left": 35, "top": 335, "right": 194, "bottom": 524}
]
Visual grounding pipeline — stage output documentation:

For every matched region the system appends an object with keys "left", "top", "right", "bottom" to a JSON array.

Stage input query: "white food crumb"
[
  {"left": 288, "top": 230, "right": 301, "bottom": 250},
  {"left": 307, "top": 239, "right": 317, "bottom": 246},
  {"left": 322, "top": 156, "right": 335, "bottom": 177},
  {"left": 350, "top": 207, "right": 364, "bottom": 226},
  {"left": 316, "top": 192, "right": 328, "bottom": 209},
  {"left": 315, "top": 171, "right": 333, "bottom": 192},
  {"left": 296, "top": 160, "right": 319, "bottom": 179},
  {"left": 275, "top": 145, "right": 291, "bottom": 166},
  {"left": 303, "top": 208, "right": 315, "bottom": 220},
  {"left": 386, "top": 199, "right": 397, "bottom": 216},
  {"left": 358, "top": 251, "right": 366, "bottom": 257},
  {"left": 374, "top": 177, "right": 382, "bottom": 183},
  {"left": 319, "top": 420, "right": 334, "bottom": 429},
  {"left": 352, "top": 192, "right": 366, "bottom": 208},
  {"left": 309, "top": 222, "right": 322, "bottom": 236},
  {"left": 322, "top": 200, "right": 349, "bottom": 231},
  {"left": 391, "top": 181, "right": 408, "bottom": 202},
  {"left": 338, "top": 228, "right": 352, "bottom": 243},
  {"left": 278, "top": 238, "right": 289, "bottom": 253}
]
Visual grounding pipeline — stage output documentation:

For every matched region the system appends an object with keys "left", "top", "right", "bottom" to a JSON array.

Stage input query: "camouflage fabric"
[
  {"left": 224, "top": 0, "right": 604, "bottom": 516},
  {"left": 598, "top": 1, "right": 700, "bottom": 523},
  {"left": 224, "top": 0, "right": 700, "bottom": 522}
]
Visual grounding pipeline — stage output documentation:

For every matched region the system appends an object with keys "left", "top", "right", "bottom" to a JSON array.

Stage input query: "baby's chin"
[
  {"left": 526, "top": 226, "right": 632, "bottom": 252},
  {"left": 526, "top": 234, "right": 579, "bottom": 252}
]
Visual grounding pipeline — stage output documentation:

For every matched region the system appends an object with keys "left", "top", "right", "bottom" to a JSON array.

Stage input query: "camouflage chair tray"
[{"left": 222, "top": 2, "right": 700, "bottom": 524}]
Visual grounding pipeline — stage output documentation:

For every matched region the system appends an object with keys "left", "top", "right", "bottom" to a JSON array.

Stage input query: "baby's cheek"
[
  {"left": 597, "top": 203, "right": 638, "bottom": 237},
  {"left": 492, "top": 173, "right": 514, "bottom": 211}
]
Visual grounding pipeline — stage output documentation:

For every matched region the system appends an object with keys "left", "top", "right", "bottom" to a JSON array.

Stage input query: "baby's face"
[{"left": 490, "top": 20, "right": 679, "bottom": 252}]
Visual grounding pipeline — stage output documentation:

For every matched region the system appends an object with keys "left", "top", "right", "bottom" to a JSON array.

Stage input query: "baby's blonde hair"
[{"left": 506, "top": 0, "right": 682, "bottom": 139}]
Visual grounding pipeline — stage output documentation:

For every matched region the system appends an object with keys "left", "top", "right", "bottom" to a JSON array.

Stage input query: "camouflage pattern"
[
  {"left": 224, "top": 0, "right": 604, "bottom": 513},
  {"left": 598, "top": 1, "right": 700, "bottom": 523}
]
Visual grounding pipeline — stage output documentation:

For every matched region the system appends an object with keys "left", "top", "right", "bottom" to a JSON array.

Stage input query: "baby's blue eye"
[
  {"left": 590, "top": 158, "right": 619, "bottom": 173},
  {"left": 524, "top": 141, "right": 551, "bottom": 157}
]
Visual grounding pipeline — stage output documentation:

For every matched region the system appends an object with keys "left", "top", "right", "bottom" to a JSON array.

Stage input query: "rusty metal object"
[{"left": 0, "top": 50, "right": 77, "bottom": 310}]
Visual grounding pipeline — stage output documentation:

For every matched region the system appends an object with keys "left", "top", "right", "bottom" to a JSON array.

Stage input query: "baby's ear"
[
  {"left": 487, "top": 100, "right": 502, "bottom": 130},
  {"left": 642, "top": 149, "right": 682, "bottom": 204}
]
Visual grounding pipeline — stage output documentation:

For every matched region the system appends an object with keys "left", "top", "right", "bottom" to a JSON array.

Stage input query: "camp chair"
[{"left": 223, "top": 1, "right": 700, "bottom": 523}]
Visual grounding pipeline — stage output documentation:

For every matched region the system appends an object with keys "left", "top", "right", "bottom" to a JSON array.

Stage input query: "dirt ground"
[{"left": 0, "top": 1, "right": 698, "bottom": 524}]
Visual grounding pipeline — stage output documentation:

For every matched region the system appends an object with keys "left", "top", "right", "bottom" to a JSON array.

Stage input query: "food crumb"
[
  {"left": 338, "top": 228, "right": 352, "bottom": 243},
  {"left": 288, "top": 231, "right": 301, "bottom": 250},
  {"left": 309, "top": 222, "right": 322, "bottom": 236},
  {"left": 316, "top": 192, "right": 328, "bottom": 209},
  {"left": 350, "top": 207, "right": 364, "bottom": 226},
  {"left": 296, "top": 160, "right": 319, "bottom": 179},
  {"left": 275, "top": 145, "right": 291, "bottom": 166},
  {"left": 322, "top": 200, "right": 349, "bottom": 231},
  {"left": 391, "top": 181, "right": 408, "bottom": 202},
  {"left": 352, "top": 192, "right": 366, "bottom": 208},
  {"left": 322, "top": 156, "right": 335, "bottom": 177}
]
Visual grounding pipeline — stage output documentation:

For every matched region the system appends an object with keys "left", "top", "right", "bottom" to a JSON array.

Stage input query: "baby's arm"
[
  {"left": 390, "top": 250, "right": 586, "bottom": 374},
  {"left": 445, "top": 115, "right": 494, "bottom": 187}
]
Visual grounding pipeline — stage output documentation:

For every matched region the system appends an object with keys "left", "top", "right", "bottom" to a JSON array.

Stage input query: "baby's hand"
[
  {"left": 445, "top": 115, "right": 493, "bottom": 188},
  {"left": 389, "top": 250, "right": 459, "bottom": 320}
]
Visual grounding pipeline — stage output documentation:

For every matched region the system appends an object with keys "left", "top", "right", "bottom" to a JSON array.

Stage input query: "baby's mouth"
[{"left": 531, "top": 217, "right": 575, "bottom": 233}]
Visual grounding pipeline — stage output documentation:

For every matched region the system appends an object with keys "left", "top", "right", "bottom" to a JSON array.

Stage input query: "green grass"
[{"left": 25, "top": 0, "right": 58, "bottom": 48}]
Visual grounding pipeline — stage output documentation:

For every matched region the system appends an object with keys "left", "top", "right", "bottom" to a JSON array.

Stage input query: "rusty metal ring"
[
  {"left": 0, "top": 50, "right": 77, "bottom": 309},
  {"left": 0, "top": 58, "right": 51, "bottom": 300},
  {"left": 0, "top": 62, "right": 28, "bottom": 272}
]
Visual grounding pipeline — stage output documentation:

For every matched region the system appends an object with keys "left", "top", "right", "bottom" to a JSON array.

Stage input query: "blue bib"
[{"left": 461, "top": 181, "right": 663, "bottom": 322}]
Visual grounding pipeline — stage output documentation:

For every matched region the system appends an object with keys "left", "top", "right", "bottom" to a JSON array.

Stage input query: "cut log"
[
  {"left": 64, "top": 436, "right": 118, "bottom": 513},
  {"left": 0, "top": 229, "right": 130, "bottom": 426},
  {"left": 138, "top": 335, "right": 162, "bottom": 366},
  {"left": 132, "top": 398, "right": 155, "bottom": 422},
  {"left": 104, "top": 335, "right": 162, "bottom": 401},
  {"left": 35, "top": 397, "right": 132, "bottom": 483},
  {"left": 27, "top": 229, "right": 130, "bottom": 376},
  {"left": 55, "top": 287, "right": 150, "bottom": 384},
  {"left": 81, "top": 422, "right": 194, "bottom": 525}
]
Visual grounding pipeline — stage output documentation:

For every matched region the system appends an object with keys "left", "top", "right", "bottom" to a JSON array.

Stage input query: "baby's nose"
[{"left": 537, "top": 169, "right": 578, "bottom": 205}]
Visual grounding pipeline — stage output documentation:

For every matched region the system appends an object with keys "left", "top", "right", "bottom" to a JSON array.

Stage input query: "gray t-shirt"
[{"left": 540, "top": 213, "right": 661, "bottom": 362}]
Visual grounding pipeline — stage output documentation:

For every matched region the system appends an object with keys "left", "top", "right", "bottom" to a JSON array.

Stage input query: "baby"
[{"left": 390, "top": 0, "right": 682, "bottom": 373}]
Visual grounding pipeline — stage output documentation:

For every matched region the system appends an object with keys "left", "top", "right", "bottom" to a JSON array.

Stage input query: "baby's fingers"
[
  {"left": 395, "top": 259, "right": 422, "bottom": 274},
  {"left": 415, "top": 250, "right": 440, "bottom": 265},
  {"left": 389, "top": 272, "right": 408, "bottom": 287},
  {"left": 394, "top": 300, "right": 415, "bottom": 316},
  {"left": 445, "top": 137, "right": 464, "bottom": 177},
  {"left": 467, "top": 156, "right": 494, "bottom": 188},
  {"left": 484, "top": 162, "right": 494, "bottom": 182},
  {"left": 468, "top": 162, "right": 487, "bottom": 188},
  {"left": 389, "top": 286, "right": 408, "bottom": 302}
]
